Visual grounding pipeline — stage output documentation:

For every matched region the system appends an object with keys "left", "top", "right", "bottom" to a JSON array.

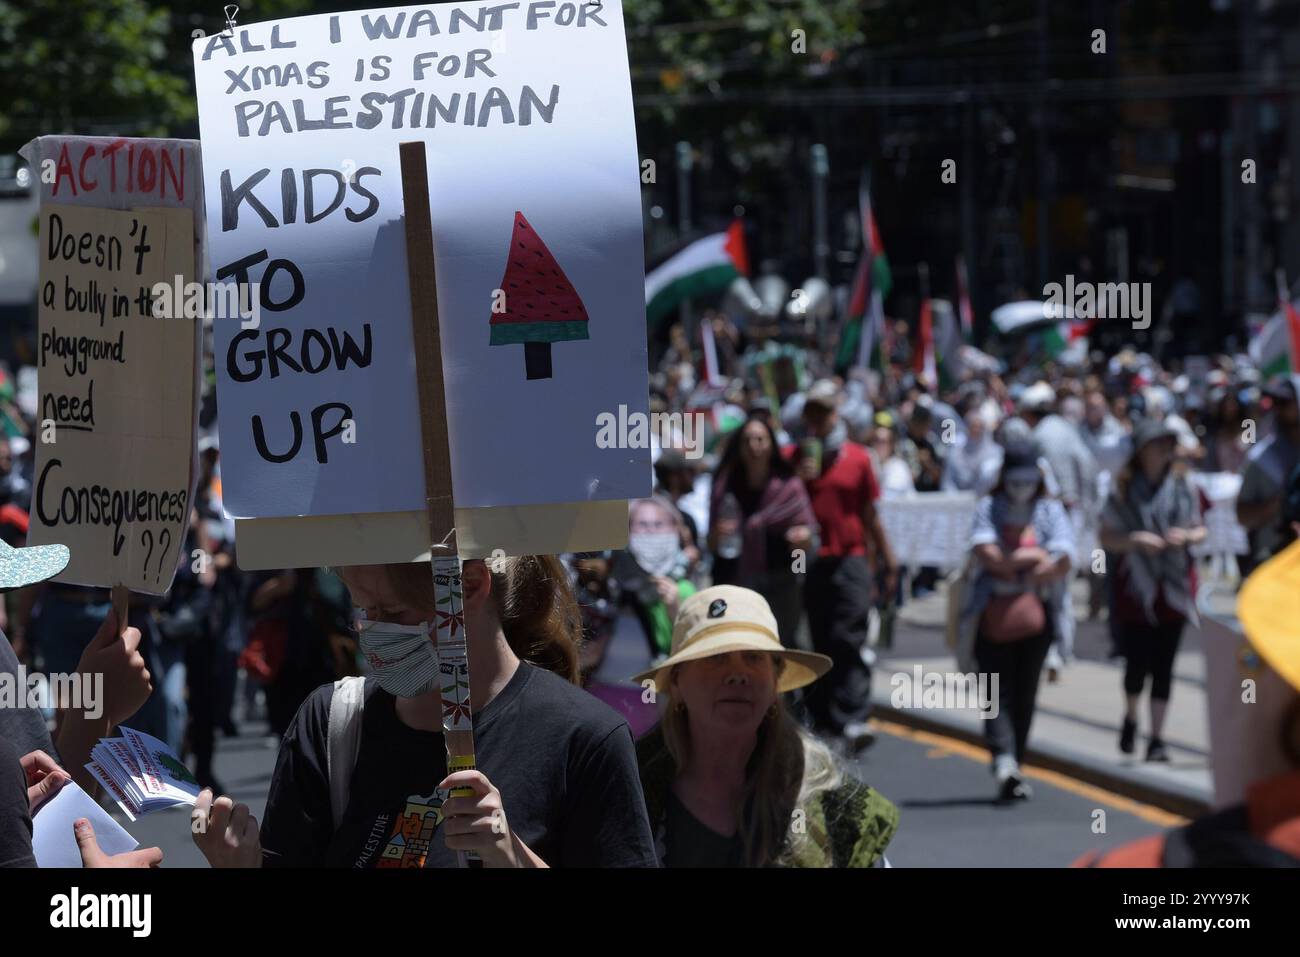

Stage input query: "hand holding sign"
[{"left": 75, "top": 607, "right": 151, "bottom": 728}]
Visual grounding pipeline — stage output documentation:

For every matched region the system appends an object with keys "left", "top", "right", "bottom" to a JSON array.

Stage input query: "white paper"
[
  {"left": 193, "top": 2, "right": 650, "bottom": 519},
  {"left": 32, "top": 780, "right": 138, "bottom": 868}
]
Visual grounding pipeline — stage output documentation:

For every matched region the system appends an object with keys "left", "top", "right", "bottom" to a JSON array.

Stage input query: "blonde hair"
[
  {"left": 348, "top": 556, "right": 582, "bottom": 683},
  {"left": 661, "top": 661, "right": 843, "bottom": 867}
]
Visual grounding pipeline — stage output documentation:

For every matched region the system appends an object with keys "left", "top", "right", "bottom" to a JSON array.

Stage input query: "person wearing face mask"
[
  {"left": 191, "top": 556, "right": 658, "bottom": 868},
  {"left": 604, "top": 497, "right": 698, "bottom": 678},
  {"left": 1100, "top": 420, "right": 1207, "bottom": 762},
  {"left": 709, "top": 414, "right": 816, "bottom": 646},
  {"left": 956, "top": 440, "right": 1076, "bottom": 801},
  {"left": 633, "top": 586, "right": 898, "bottom": 867}
]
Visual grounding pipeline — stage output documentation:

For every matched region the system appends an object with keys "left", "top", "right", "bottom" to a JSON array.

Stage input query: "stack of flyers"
[{"left": 86, "top": 726, "right": 203, "bottom": 820}]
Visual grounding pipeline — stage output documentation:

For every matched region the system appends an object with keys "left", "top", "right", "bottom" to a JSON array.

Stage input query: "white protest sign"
[
  {"left": 193, "top": 2, "right": 650, "bottom": 522},
  {"left": 878, "top": 492, "right": 978, "bottom": 569},
  {"left": 18, "top": 136, "right": 202, "bottom": 594}
]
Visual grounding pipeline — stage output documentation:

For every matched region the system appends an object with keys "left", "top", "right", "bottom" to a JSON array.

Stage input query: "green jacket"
[{"left": 636, "top": 728, "right": 900, "bottom": 868}]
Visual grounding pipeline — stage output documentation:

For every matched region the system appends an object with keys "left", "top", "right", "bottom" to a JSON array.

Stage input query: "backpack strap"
[{"left": 326, "top": 676, "right": 367, "bottom": 832}]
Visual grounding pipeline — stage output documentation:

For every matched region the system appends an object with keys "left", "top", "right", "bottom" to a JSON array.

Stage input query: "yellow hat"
[
  {"left": 1238, "top": 539, "right": 1300, "bottom": 693},
  {"left": 631, "top": 585, "right": 832, "bottom": 694}
]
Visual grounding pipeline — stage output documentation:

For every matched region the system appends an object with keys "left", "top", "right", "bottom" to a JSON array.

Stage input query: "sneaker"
[
  {"left": 1119, "top": 717, "right": 1137, "bottom": 755},
  {"left": 999, "top": 773, "right": 1032, "bottom": 801},
  {"left": 1146, "top": 737, "right": 1170, "bottom": 762},
  {"left": 841, "top": 722, "right": 877, "bottom": 754}
]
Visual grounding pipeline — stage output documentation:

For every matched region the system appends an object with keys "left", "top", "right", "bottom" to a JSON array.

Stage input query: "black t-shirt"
[
  {"left": 663, "top": 791, "right": 743, "bottom": 868},
  {"left": 0, "top": 631, "right": 58, "bottom": 764},
  {"left": 0, "top": 736, "right": 35, "bottom": 868},
  {"left": 259, "top": 661, "right": 659, "bottom": 867}
]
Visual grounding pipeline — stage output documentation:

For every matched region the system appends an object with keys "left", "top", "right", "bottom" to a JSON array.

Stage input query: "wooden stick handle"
[{"left": 111, "top": 584, "right": 129, "bottom": 635}]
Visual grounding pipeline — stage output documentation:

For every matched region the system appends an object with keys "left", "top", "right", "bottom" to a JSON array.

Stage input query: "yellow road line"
[{"left": 873, "top": 717, "right": 1188, "bottom": 828}]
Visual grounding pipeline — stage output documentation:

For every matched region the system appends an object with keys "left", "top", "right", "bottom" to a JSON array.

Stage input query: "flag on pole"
[
  {"left": 856, "top": 288, "right": 884, "bottom": 370},
  {"left": 645, "top": 219, "right": 749, "bottom": 329},
  {"left": 955, "top": 256, "right": 974, "bottom": 343},
  {"left": 914, "top": 298, "right": 937, "bottom": 391},
  {"left": 835, "top": 170, "right": 892, "bottom": 369},
  {"left": 700, "top": 316, "right": 724, "bottom": 387},
  {"left": 1253, "top": 274, "right": 1300, "bottom": 380},
  {"left": 1277, "top": 270, "right": 1300, "bottom": 377},
  {"left": 1042, "top": 318, "right": 1095, "bottom": 360},
  {"left": 931, "top": 299, "right": 965, "bottom": 389}
]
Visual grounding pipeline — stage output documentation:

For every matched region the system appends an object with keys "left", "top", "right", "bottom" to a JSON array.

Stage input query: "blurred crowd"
[
  {"left": 572, "top": 308, "right": 1300, "bottom": 799},
  {"left": 4, "top": 302, "right": 1300, "bottom": 868}
]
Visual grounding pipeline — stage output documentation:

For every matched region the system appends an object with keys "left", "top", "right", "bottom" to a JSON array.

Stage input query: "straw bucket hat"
[
  {"left": 632, "top": 585, "right": 831, "bottom": 695},
  {"left": 1238, "top": 539, "right": 1300, "bottom": 693}
]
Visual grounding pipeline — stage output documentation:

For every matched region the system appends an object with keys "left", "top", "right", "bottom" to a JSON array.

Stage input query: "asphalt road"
[{"left": 847, "top": 717, "right": 1183, "bottom": 867}]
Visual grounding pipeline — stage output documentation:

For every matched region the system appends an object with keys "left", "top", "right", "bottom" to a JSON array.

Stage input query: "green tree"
[{"left": 0, "top": 1, "right": 194, "bottom": 152}]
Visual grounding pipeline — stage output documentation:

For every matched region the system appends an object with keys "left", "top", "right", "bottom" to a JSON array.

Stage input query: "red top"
[{"left": 789, "top": 441, "right": 880, "bottom": 557}]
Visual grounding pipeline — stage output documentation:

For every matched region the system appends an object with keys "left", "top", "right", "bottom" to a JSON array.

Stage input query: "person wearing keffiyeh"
[{"left": 1100, "top": 418, "right": 1208, "bottom": 763}]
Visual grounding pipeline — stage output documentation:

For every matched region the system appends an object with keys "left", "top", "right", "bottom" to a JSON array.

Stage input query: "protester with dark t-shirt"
[
  {"left": 791, "top": 381, "right": 898, "bottom": 751},
  {"left": 192, "top": 556, "right": 657, "bottom": 868}
]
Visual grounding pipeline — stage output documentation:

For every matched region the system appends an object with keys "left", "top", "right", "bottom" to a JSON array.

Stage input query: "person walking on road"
[
  {"left": 1100, "top": 419, "right": 1206, "bottom": 762},
  {"left": 957, "top": 439, "right": 1076, "bottom": 802}
]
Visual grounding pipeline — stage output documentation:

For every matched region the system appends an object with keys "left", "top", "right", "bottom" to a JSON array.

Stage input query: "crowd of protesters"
[
  {"left": 4, "top": 297, "right": 1300, "bottom": 867},
  {"left": 607, "top": 307, "right": 1300, "bottom": 805}
]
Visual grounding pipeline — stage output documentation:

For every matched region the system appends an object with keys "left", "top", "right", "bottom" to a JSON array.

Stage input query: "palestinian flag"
[
  {"left": 931, "top": 299, "right": 965, "bottom": 389},
  {"left": 835, "top": 171, "right": 892, "bottom": 370},
  {"left": 1254, "top": 275, "right": 1300, "bottom": 379},
  {"left": 1042, "top": 318, "right": 1095, "bottom": 359},
  {"left": 914, "top": 298, "right": 937, "bottom": 391},
  {"left": 1253, "top": 301, "right": 1300, "bottom": 403},
  {"left": 645, "top": 220, "right": 749, "bottom": 328}
]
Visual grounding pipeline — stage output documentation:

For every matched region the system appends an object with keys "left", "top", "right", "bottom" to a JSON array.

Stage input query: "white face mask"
[
  {"left": 628, "top": 531, "right": 683, "bottom": 577},
  {"left": 1002, "top": 477, "right": 1039, "bottom": 504},
  {"left": 357, "top": 615, "right": 439, "bottom": 698}
]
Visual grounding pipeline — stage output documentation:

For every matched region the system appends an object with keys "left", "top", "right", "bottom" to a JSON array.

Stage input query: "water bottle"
[{"left": 716, "top": 493, "right": 743, "bottom": 560}]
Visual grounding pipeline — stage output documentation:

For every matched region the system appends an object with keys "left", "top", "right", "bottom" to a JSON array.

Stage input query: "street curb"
[{"left": 872, "top": 701, "right": 1213, "bottom": 820}]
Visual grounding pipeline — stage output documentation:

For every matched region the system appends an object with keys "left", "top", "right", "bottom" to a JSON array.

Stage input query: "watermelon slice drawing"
[{"left": 489, "top": 210, "right": 590, "bottom": 379}]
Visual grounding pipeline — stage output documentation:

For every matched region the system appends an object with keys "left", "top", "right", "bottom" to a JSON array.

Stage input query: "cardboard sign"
[
  {"left": 19, "top": 137, "right": 202, "bottom": 594},
  {"left": 193, "top": 2, "right": 650, "bottom": 524}
]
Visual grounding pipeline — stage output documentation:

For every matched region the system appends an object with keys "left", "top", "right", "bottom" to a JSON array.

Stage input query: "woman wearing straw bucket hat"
[{"left": 633, "top": 585, "right": 899, "bottom": 867}]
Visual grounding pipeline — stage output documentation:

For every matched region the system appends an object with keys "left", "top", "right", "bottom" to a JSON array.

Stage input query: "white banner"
[
  {"left": 878, "top": 492, "right": 977, "bottom": 569},
  {"left": 193, "top": 2, "right": 650, "bottom": 519}
]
